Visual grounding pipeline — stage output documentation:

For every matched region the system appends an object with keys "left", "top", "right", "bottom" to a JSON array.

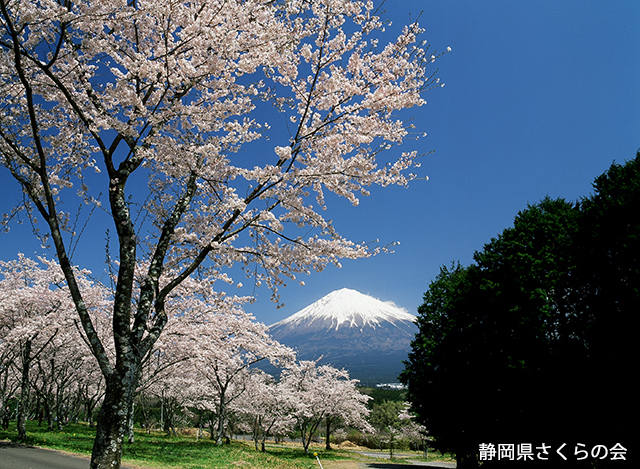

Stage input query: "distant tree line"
[{"left": 402, "top": 154, "right": 640, "bottom": 468}]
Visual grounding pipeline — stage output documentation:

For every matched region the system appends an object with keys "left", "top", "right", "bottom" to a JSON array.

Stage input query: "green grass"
[
  {"left": 0, "top": 421, "right": 456, "bottom": 468},
  {"left": 0, "top": 421, "right": 323, "bottom": 468}
]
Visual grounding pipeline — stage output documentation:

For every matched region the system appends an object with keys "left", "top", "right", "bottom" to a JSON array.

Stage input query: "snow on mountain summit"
[
  {"left": 270, "top": 288, "right": 416, "bottom": 332},
  {"left": 267, "top": 288, "right": 418, "bottom": 383}
]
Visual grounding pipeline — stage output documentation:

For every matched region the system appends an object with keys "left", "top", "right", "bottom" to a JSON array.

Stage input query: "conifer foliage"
[{"left": 402, "top": 154, "right": 640, "bottom": 468}]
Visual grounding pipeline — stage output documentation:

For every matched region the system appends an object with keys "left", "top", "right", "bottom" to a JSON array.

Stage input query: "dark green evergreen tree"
[
  {"left": 403, "top": 198, "right": 583, "bottom": 467},
  {"left": 402, "top": 151, "right": 640, "bottom": 467},
  {"left": 570, "top": 155, "right": 640, "bottom": 449},
  {"left": 400, "top": 262, "right": 483, "bottom": 467}
]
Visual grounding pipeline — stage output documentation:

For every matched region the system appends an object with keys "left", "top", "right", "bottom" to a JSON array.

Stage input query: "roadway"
[{"left": 0, "top": 441, "right": 134, "bottom": 469}]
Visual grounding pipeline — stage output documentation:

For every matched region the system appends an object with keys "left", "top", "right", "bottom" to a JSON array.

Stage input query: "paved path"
[
  {"left": 0, "top": 441, "right": 134, "bottom": 469},
  {"left": 0, "top": 440, "right": 454, "bottom": 469}
]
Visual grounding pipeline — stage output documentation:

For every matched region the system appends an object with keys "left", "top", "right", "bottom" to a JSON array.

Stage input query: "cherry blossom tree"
[
  {"left": 0, "top": 254, "right": 108, "bottom": 438},
  {"left": 31, "top": 325, "right": 89, "bottom": 430},
  {"left": 0, "top": 327, "right": 19, "bottom": 431},
  {"left": 0, "top": 1, "right": 446, "bottom": 466},
  {"left": 281, "top": 360, "right": 372, "bottom": 453},
  {"left": 236, "top": 360, "right": 372, "bottom": 454},
  {"left": 132, "top": 275, "right": 294, "bottom": 443},
  {"left": 163, "top": 281, "right": 294, "bottom": 444},
  {"left": 0, "top": 255, "right": 72, "bottom": 439},
  {"left": 235, "top": 370, "right": 297, "bottom": 452},
  {"left": 397, "top": 402, "right": 428, "bottom": 453},
  {"left": 321, "top": 371, "right": 372, "bottom": 450}
]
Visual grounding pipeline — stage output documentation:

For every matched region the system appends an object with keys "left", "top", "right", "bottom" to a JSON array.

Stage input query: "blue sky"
[
  {"left": 1, "top": 1, "right": 639, "bottom": 326},
  {"left": 253, "top": 0, "right": 640, "bottom": 323}
]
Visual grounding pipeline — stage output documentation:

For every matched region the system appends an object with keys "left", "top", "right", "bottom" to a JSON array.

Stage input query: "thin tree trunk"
[
  {"left": 209, "top": 411, "right": 215, "bottom": 440},
  {"left": 17, "top": 340, "right": 31, "bottom": 441},
  {"left": 261, "top": 419, "right": 276, "bottom": 454},
  {"left": 301, "top": 421, "right": 313, "bottom": 454},
  {"left": 35, "top": 396, "right": 42, "bottom": 427},
  {"left": 45, "top": 396, "right": 55, "bottom": 431},
  {"left": 216, "top": 409, "right": 225, "bottom": 445},
  {"left": 215, "top": 393, "right": 227, "bottom": 445},
  {"left": 197, "top": 410, "right": 203, "bottom": 441},
  {"left": 85, "top": 396, "right": 96, "bottom": 427}
]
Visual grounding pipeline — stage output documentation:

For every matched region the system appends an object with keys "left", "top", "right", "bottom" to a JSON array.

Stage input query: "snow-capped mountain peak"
[
  {"left": 270, "top": 288, "right": 416, "bottom": 332},
  {"left": 267, "top": 288, "right": 418, "bottom": 384}
]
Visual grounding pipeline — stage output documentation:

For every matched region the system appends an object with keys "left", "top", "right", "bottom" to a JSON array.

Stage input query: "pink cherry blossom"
[{"left": 0, "top": 1, "right": 446, "bottom": 466}]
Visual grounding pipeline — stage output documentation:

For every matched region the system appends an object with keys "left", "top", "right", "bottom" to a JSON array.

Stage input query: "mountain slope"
[{"left": 269, "top": 288, "right": 417, "bottom": 385}]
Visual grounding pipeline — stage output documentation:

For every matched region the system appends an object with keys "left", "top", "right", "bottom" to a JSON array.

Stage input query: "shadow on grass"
[
  {"left": 365, "top": 464, "right": 412, "bottom": 468},
  {"left": 0, "top": 441, "right": 23, "bottom": 449},
  {"left": 365, "top": 462, "right": 456, "bottom": 468},
  {"left": 263, "top": 447, "right": 319, "bottom": 461}
]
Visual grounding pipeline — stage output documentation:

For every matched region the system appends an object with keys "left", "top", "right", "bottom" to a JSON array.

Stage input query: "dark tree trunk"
[
  {"left": 215, "top": 409, "right": 225, "bottom": 445},
  {"left": 139, "top": 395, "right": 151, "bottom": 434},
  {"left": 127, "top": 401, "right": 135, "bottom": 443},
  {"left": 215, "top": 388, "right": 227, "bottom": 445},
  {"left": 44, "top": 396, "right": 55, "bottom": 431},
  {"left": 17, "top": 340, "right": 31, "bottom": 441},
  {"left": 197, "top": 410, "right": 203, "bottom": 440},
  {"left": 208, "top": 411, "right": 215, "bottom": 440},
  {"left": 90, "top": 363, "right": 138, "bottom": 469},
  {"left": 85, "top": 396, "right": 97, "bottom": 427},
  {"left": 35, "top": 397, "right": 42, "bottom": 427}
]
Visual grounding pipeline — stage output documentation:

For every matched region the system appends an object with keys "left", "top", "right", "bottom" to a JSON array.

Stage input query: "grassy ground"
[{"left": 0, "top": 421, "right": 455, "bottom": 468}]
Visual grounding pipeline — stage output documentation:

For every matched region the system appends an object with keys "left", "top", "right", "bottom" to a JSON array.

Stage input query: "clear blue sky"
[
  {"left": 1, "top": 1, "right": 639, "bottom": 326},
  {"left": 253, "top": 0, "right": 640, "bottom": 324}
]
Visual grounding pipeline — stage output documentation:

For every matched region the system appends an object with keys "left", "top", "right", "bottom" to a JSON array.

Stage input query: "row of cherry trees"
[
  {"left": 0, "top": 255, "right": 109, "bottom": 439},
  {"left": 0, "top": 255, "right": 376, "bottom": 452},
  {"left": 139, "top": 358, "right": 375, "bottom": 453}
]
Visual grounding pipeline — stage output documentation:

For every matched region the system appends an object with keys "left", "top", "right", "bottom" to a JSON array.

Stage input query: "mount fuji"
[{"left": 268, "top": 288, "right": 418, "bottom": 385}]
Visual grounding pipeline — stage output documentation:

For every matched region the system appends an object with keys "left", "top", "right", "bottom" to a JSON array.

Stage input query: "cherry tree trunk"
[
  {"left": 215, "top": 407, "right": 226, "bottom": 445},
  {"left": 300, "top": 421, "right": 313, "bottom": 454},
  {"left": 215, "top": 389, "right": 228, "bottom": 445},
  {"left": 44, "top": 398, "right": 55, "bottom": 431},
  {"left": 127, "top": 401, "right": 135, "bottom": 443},
  {"left": 90, "top": 366, "right": 138, "bottom": 469},
  {"left": 17, "top": 339, "right": 31, "bottom": 441}
]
